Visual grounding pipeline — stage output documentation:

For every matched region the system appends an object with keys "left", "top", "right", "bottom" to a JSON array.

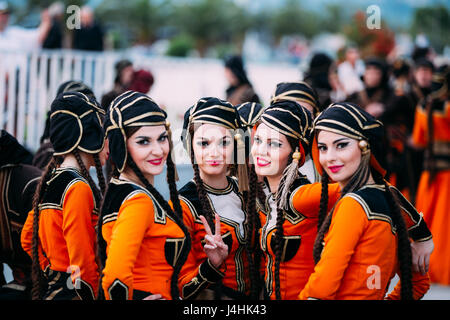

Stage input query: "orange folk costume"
[
  {"left": 101, "top": 178, "right": 224, "bottom": 300},
  {"left": 21, "top": 168, "right": 100, "bottom": 299},
  {"left": 259, "top": 179, "right": 340, "bottom": 300},
  {"left": 178, "top": 97, "right": 252, "bottom": 299},
  {"left": 178, "top": 177, "right": 250, "bottom": 299},
  {"left": 20, "top": 92, "right": 105, "bottom": 300},
  {"left": 299, "top": 102, "right": 431, "bottom": 300},
  {"left": 100, "top": 91, "right": 224, "bottom": 300},
  {"left": 412, "top": 66, "right": 450, "bottom": 285}
]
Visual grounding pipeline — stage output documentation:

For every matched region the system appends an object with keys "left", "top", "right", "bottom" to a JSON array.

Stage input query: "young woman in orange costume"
[
  {"left": 247, "top": 101, "right": 433, "bottom": 300},
  {"left": 411, "top": 65, "right": 450, "bottom": 285},
  {"left": 177, "top": 97, "right": 256, "bottom": 300},
  {"left": 98, "top": 91, "right": 227, "bottom": 300},
  {"left": 299, "top": 102, "right": 431, "bottom": 300},
  {"left": 21, "top": 92, "right": 107, "bottom": 300}
]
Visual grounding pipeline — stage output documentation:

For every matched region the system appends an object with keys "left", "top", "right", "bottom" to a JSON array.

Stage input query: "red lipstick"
[
  {"left": 148, "top": 158, "right": 163, "bottom": 165},
  {"left": 257, "top": 157, "right": 270, "bottom": 167},
  {"left": 328, "top": 165, "right": 343, "bottom": 173}
]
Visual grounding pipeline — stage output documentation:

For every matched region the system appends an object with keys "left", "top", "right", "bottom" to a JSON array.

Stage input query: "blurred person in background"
[
  {"left": 72, "top": 5, "right": 104, "bottom": 52},
  {"left": 101, "top": 59, "right": 134, "bottom": 111},
  {"left": 42, "top": 1, "right": 64, "bottom": 50},
  {"left": 224, "top": 55, "right": 260, "bottom": 105},
  {"left": 347, "top": 57, "right": 394, "bottom": 119},
  {"left": 411, "top": 65, "right": 450, "bottom": 286},
  {"left": 0, "top": 1, "right": 51, "bottom": 51},
  {"left": 337, "top": 46, "right": 365, "bottom": 97},
  {"left": 303, "top": 53, "right": 333, "bottom": 109},
  {"left": 410, "top": 58, "right": 435, "bottom": 111},
  {"left": 0, "top": 130, "right": 41, "bottom": 300},
  {"left": 129, "top": 69, "right": 154, "bottom": 96}
]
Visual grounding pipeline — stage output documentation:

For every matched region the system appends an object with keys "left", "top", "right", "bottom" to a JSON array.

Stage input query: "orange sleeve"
[
  {"left": 299, "top": 197, "right": 368, "bottom": 300},
  {"left": 173, "top": 199, "right": 225, "bottom": 300},
  {"left": 292, "top": 182, "right": 341, "bottom": 217},
  {"left": 102, "top": 193, "right": 153, "bottom": 300},
  {"left": 20, "top": 209, "right": 34, "bottom": 259},
  {"left": 20, "top": 209, "right": 48, "bottom": 270},
  {"left": 385, "top": 271, "right": 430, "bottom": 300},
  {"left": 62, "top": 181, "right": 99, "bottom": 298},
  {"left": 412, "top": 107, "right": 427, "bottom": 148}
]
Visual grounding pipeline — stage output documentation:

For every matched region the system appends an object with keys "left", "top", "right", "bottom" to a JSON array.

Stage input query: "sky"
[{"left": 237, "top": 0, "right": 450, "bottom": 29}]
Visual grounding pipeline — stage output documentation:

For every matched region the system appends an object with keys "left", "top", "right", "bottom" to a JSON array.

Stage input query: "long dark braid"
[
  {"left": 245, "top": 164, "right": 263, "bottom": 299},
  {"left": 273, "top": 137, "right": 300, "bottom": 300},
  {"left": 127, "top": 157, "right": 191, "bottom": 300},
  {"left": 31, "top": 156, "right": 60, "bottom": 299},
  {"left": 166, "top": 148, "right": 183, "bottom": 219},
  {"left": 317, "top": 173, "right": 329, "bottom": 231},
  {"left": 189, "top": 124, "right": 216, "bottom": 232},
  {"left": 72, "top": 149, "right": 102, "bottom": 203},
  {"left": 373, "top": 170, "right": 413, "bottom": 300},
  {"left": 96, "top": 180, "right": 110, "bottom": 300},
  {"left": 93, "top": 153, "right": 107, "bottom": 196}
]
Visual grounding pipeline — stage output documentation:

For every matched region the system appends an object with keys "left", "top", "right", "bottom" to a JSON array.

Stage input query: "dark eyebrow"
[
  {"left": 135, "top": 131, "right": 168, "bottom": 140},
  {"left": 333, "top": 138, "right": 350, "bottom": 144},
  {"left": 318, "top": 138, "right": 349, "bottom": 145}
]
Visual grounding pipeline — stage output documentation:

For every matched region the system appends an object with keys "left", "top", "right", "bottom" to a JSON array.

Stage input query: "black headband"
[
  {"left": 104, "top": 90, "right": 167, "bottom": 173},
  {"left": 49, "top": 91, "right": 105, "bottom": 156}
]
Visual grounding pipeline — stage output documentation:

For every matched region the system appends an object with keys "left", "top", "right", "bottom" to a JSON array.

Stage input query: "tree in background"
[
  {"left": 267, "top": 0, "right": 320, "bottom": 43},
  {"left": 343, "top": 10, "right": 395, "bottom": 59},
  {"left": 96, "top": 0, "right": 171, "bottom": 47},
  {"left": 170, "top": 0, "right": 250, "bottom": 57},
  {"left": 411, "top": 5, "right": 449, "bottom": 53}
]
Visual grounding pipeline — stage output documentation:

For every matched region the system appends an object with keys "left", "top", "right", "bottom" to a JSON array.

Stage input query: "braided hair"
[
  {"left": 31, "top": 150, "right": 105, "bottom": 300},
  {"left": 372, "top": 170, "right": 413, "bottom": 300},
  {"left": 188, "top": 123, "right": 217, "bottom": 233},
  {"left": 31, "top": 156, "right": 60, "bottom": 300},
  {"left": 245, "top": 164, "right": 264, "bottom": 299},
  {"left": 311, "top": 141, "right": 413, "bottom": 300},
  {"left": 272, "top": 136, "right": 299, "bottom": 300}
]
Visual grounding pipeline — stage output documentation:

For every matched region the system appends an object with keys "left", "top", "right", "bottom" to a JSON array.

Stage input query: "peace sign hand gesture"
[{"left": 200, "top": 213, "right": 229, "bottom": 268}]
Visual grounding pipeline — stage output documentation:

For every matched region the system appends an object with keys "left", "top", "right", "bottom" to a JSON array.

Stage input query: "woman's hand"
[
  {"left": 143, "top": 293, "right": 165, "bottom": 300},
  {"left": 411, "top": 238, "right": 434, "bottom": 275},
  {"left": 200, "top": 213, "right": 229, "bottom": 268}
]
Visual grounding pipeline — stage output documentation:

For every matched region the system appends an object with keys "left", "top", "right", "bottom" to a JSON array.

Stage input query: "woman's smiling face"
[
  {"left": 126, "top": 125, "right": 169, "bottom": 180},
  {"left": 251, "top": 123, "right": 293, "bottom": 180},
  {"left": 192, "top": 123, "right": 234, "bottom": 178},
  {"left": 317, "top": 130, "right": 362, "bottom": 188}
]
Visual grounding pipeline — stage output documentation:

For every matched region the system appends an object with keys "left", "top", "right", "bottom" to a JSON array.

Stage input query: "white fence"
[{"left": 0, "top": 49, "right": 301, "bottom": 152}]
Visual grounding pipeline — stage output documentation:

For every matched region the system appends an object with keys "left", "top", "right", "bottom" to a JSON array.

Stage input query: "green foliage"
[
  {"left": 268, "top": 0, "right": 320, "bottom": 41},
  {"left": 411, "top": 5, "right": 449, "bottom": 52},
  {"left": 166, "top": 34, "right": 195, "bottom": 57},
  {"left": 170, "top": 0, "right": 250, "bottom": 56}
]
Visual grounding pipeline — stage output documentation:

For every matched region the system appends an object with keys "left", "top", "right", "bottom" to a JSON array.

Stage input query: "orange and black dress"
[
  {"left": 101, "top": 178, "right": 224, "bottom": 300},
  {"left": 260, "top": 178, "right": 431, "bottom": 300},
  {"left": 259, "top": 178, "right": 341, "bottom": 300},
  {"left": 177, "top": 176, "right": 250, "bottom": 299},
  {"left": 412, "top": 98, "right": 450, "bottom": 285},
  {"left": 299, "top": 184, "right": 430, "bottom": 300},
  {"left": 21, "top": 167, "right": 99, "bottom": 300}
]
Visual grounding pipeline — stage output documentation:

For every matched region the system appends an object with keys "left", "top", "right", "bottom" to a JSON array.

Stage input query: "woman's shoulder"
[
  {"left": 41, "top": 167, "right": 90, "bottom": 209},
  {"left": 341, "top": 184, "right": 394, "bottom": 230}
]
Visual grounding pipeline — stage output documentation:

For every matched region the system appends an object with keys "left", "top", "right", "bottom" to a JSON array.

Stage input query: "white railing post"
[{"left": 16, "top": 53, "right": 28, "bottom": 144}]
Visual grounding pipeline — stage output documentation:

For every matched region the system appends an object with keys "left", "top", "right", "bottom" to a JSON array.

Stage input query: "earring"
[{"left": 359, "top": 140, "right": 369, "bottom": 154}]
